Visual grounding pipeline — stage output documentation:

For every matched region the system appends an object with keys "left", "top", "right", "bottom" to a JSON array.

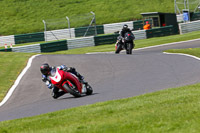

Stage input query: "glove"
[
  {"left": 60, "top": 65, "right": 67, "bottom": 71},
  {"left": 69, "top": 67, "right": 75, "bottom": 72},
  {"left": 42, "top": 75, "right": 47, "bottom": 82},
  {"left": 45, "top": 81, "right": 52, "bottom": 89}
]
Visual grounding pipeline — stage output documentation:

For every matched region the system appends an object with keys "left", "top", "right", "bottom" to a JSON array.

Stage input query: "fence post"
[
  {"left": 43, "top": 20, "right": 47, "bottom": 42},
  {"left": 66, "top": 16, "right": 71, "bottom": 39}
]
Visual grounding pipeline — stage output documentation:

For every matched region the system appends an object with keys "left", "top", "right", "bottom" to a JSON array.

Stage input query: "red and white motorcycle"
[{"left": 49, "top": 67, "right": 93, "bottom": 97}]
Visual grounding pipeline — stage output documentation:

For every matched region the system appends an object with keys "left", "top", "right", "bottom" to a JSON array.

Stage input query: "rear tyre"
[
  {"left": 85, "top": 84, "right": 93, "bottom": 95},
  {"left": 63, "top": 83, "right": 81, "bottom": 97}
]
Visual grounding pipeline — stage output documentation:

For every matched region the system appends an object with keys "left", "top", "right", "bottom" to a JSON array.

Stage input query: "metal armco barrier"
[
  {"left": 133, "top": 30, "right": 147, "bottom": 40},
  {"left": 94, "top": 34, "right": 119, "bottom": 46},
  {"left": 75, "top": 25, "right": 104, "bottom": 37},
  {"left": 40, "top": 40, "right": 67, "bottom": 52},
  {"left": 179, "top": 20, "right": 200, "bottom": 34},
  {"left": 104, "top": 21, "right": 134, "bottom": 34},
  {"left": 12, "top": 44, "right": 41, "bottom": 53},
  {"left": 146, "top": 25, "right": 175, "bottom": 38},
  {"left": 14, "top": 32, "right": 45, "bottom": 44},
  {"left": 67, "top": 36, "right": 95, "bottom": 49},
  {"left": 44, "top": 28, "right": 75, "bottom": 42},
  {"left": 0, "top": 35, "right": 15, "bottom": 47}
]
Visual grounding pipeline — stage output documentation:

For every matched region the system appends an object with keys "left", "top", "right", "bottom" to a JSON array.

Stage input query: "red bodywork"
[{"left": 49, "top": 68, "right": 82, "bottom": 93}]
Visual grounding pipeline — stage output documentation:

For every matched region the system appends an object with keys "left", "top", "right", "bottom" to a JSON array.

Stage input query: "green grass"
[
  {"left": 166, "top": 48, "right": 200, "bottom": 58},
  {"left": 0, "top": 0, "right": 177, "bottom": 35},
  {"left": 1, "top": 83, "right": 200, "bottom": 133},
  {"left": 0, "top": 52, "right": 34, "bottom": 101}
]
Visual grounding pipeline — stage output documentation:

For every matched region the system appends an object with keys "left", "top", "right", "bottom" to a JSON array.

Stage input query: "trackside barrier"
[
  {"left": 14, "top": 32, "right": 45, "bottom": 44},
  {"left": 45, "top": 28, "right": 75, "bottom": 42},
  {"left": 190, "top": 12, "right": 200, "bottom": 21},
  {"left": 133, "top": 30, "right": 147, "bottom": 40},
  {"left": 67, "top": 36, "right": 95, "bottom": 49},
  {"left": 146, "top": 25, "right": 174, "bottom": 38},
  {"left": 133, "top": 20, "right": 143, "bottom": 30},
  {"left": 12, "top": 44, "right": 41, "bottom": 53},
  {"left": 0, "top": 48, "right": 12, "bottom": 52},
  {"left": 94, "top": 34, "right": 119, "bottom": 46},
  {"left": 40, "top": 40, "right": 68, "bottom": 52},
  {"left": 133, "top": 20, "right": 152, "bottom": 30},
  {"left": 0, "top": 26, "right": 178, "bottom": 53},
  {"left": 0, "top": 35, "right": 15, "bottom": 47},
  {"left": 179, "top": 20, "right": 200, "bottom": 34},
  {"left": 103, "top": 21, "right": 134, "bottom": 34},
  {"left": 0, "top": 20, "right": 172, "bottom": 46},
  {"left": 75, "top": 25, "right": 104, "bottom": 37}
]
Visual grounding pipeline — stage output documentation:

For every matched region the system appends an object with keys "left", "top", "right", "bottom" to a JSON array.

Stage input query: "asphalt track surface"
[{"left": 1, "top": 39, "right": 200, "bottom": 121}]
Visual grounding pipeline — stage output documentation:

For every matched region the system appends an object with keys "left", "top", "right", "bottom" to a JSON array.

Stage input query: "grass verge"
[
  {"left": 0, "top": 52, "right": 35, "bottom": 101},
  {"left": 166, "top": 48, "right": 200, "bottom": 58}
]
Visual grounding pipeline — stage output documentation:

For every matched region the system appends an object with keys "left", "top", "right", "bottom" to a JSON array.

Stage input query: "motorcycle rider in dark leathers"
[
  {"left": 115, "top": 24, "right": 135, "bottom": 54},
  {"left": 40, "top": 63, "right": 86, "bottom": 99}
]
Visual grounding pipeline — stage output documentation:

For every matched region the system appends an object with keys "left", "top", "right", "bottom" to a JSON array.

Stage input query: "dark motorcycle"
[{"left": 115, "top": 32, "right": 135, "bottom": 54}]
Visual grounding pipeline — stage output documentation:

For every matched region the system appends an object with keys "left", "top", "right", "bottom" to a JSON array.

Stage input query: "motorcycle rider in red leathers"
[{"left": 40, "top": 63, "right": 86, "bottom": 99}]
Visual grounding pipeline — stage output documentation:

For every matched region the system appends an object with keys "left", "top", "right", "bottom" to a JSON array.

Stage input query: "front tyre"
[
  {"left": 115, "top": 43, "right": 122, "bottom": 54},
  {"left": 126, "top": 43, "right": 133, "bottom": 54},
  {"left": 63, "top": 83, "right": 81, "bottom": 97}
]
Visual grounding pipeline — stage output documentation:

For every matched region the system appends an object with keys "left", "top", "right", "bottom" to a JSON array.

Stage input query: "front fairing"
[
  {"left": 49, "top": 68, "right": 66, "bottom": 86},
  {"left": 124, "top": 32, "right": 134, "bottom": 42}
]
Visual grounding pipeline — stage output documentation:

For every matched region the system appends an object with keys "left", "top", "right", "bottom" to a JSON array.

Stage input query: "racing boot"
[
  {"left": 81, "top": 84, "right": 87, "bottom": 94},
  {"left": 77, "top": 73, "right": 87, "bottom": 84}
]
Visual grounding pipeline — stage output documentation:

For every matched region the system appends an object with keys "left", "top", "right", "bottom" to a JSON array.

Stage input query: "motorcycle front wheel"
[
  {"left": 126, "top": 43, "right": 133, "bottom": 54},
  {"left": 115, "top": 43, "right": 123, "bottom": 54},
  {"left": 63, "top": 82, "right": 81, "bottom": 97}
]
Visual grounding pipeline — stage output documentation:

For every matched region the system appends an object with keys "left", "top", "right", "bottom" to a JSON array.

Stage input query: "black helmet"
[
  {"left": 40, "top": 63, "right": 51, "bottom": 75},
  {"left": 123, "top": 24, "right": 128, "bottom": 31}
]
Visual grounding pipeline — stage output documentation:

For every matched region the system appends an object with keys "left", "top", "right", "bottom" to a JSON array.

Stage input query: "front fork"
[{"left": 115, "top": 40, "right": 119, "bottom": 50}]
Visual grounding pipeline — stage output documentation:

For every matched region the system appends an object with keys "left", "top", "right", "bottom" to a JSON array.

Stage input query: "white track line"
[
  {"left": 164, "top": 52, "right": 200, "bottom": 61},
  {"left": 135, "top": 38, "right": 200, "bottom": 51},
  {"left": 0, "top": 54, "right": 41, "bottom": 107}
]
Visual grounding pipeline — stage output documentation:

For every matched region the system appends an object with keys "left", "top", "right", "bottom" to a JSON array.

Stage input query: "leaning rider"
[{"left": 40, "top": 63, "right": 85, "bottom": 99}]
